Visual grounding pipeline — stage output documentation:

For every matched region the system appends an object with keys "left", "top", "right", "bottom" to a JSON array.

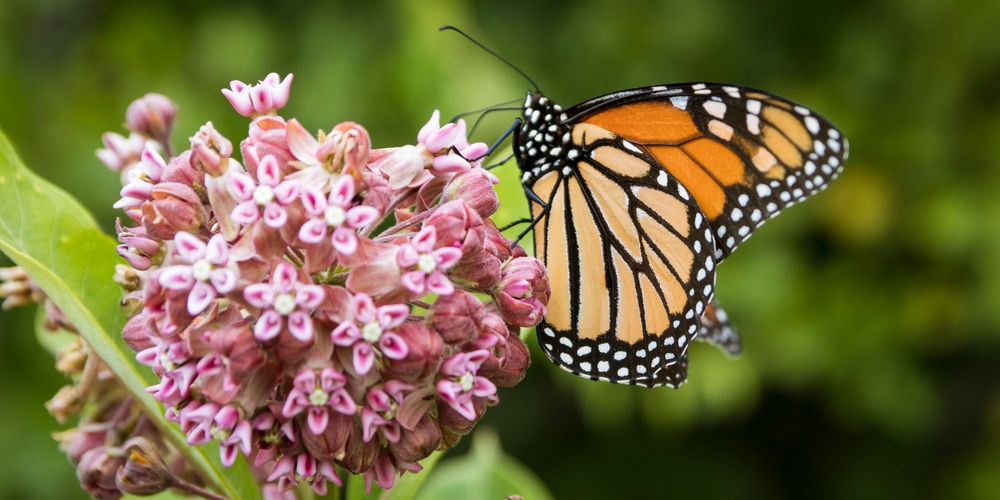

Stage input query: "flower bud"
[
  {"left": 491, "top": 330, "right": 531, "bottom": 388},
  {"left": 492, "top": 257, "right": 549, "bottom": 327},
  {"left": 126, "top": 93, "right": 177, "bottom": 145},
  {"left": 442, "top": 170, "right": 500, "bottom": 218},
  {"left": 424, "top": 200, "right": 484, "bottom": 254},
  {"left": 115, "top": 438, "right": 173, "bottom": 496},
  {"left": 77, "top": 446, "right": 126, "bottom": 500},
  {"left": 430, "top": 290, "right": 483, "bottom": 345},
  {"left": 56, "top": 424, "right": 109, "bottom": 465},
  {"left": 122, "top": 313, "right": 154, "bottom": 352},
  {"left": 388, "top": 413, "right": 441, "bottom": 464},
  {"left": 338, "top": 420, "right": 380, "bottom": 474},
  {"left": 160, "top": 150, "right": 205, "bottom": 188},
  {"left": 96, "top": 132, "right": 147, "bottom": 173},
  {"left": 141, "top": 182, "right": 207, "bottom": 241},
  {"left": 383, "top": 322, "right": 444, "bottom": 383},
  {"left": 369, "top": 145, "right": 427, "bottom": 190},
  {"left": 190, "top": 121, "right": 233, "bottom": 176},
  {"left": 436, "top": 395, "right": 487, "bottom": 447},
  {"left": 327, "top": 121, "right": 371, "bottom": 175},
  {"left": 302, "top": 411, "right": 353, "bottom": 461}
]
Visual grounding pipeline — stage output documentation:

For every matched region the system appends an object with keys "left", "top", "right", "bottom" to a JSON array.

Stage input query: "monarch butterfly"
[{"left": 514, "top": 83, "right": 847, "bottom": 388}]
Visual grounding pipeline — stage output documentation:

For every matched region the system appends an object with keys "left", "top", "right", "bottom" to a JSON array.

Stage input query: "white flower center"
[
  {"left": 273, "top": 293, "right": 296, "bottom": 315},
  {"left": 459, "top": 372, "right": 474, "bottom": 392},
  {"left": 309, "top": 387, "right": 329, "bottom": 406},
  {"left": 192, "top": 259, "right": 213, "bottom": 282},
  {"left": 417, "top": 253, "right": 437, "bottom": 274},
  {"left": 253, "top": 184, "right": 275, "bottom": 205},
  {"left": 362, "top": 321, "right": 382, "bottom": 343},
  {"left": 324, "top": 205, "right": 346, "bottom": 227}
]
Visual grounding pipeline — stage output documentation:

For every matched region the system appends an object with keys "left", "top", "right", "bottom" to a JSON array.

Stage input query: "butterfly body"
[{"left": 514, "top": 83, "right": 847, "bottom": 388}]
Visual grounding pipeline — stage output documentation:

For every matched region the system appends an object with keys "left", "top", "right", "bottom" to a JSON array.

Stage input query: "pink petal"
[
  {"left": 254, "top": 310, "right": 283, "bottom": 341},
  {"left": 174, "top": 231, "right": 207, "bottom": 261},
  {"left": 329, "top": 388, "right": 356, "bottom": 415},
  {"left": 346, "top": 205, "right": 380, "bottom": 228},
  {"left": 272, "top": 262, "right": 298, "bottom": 292},
  {"left": 158, "top": 266, "right": 195, "bottom": 290},
  {"left": 257, "top": 155, "right": 282, "bottom": 187},
  {"left": 287, "top": 311, "right": 314, "bottom": 342},
  {"left": 222, "top": 85, "right": 253, "bottom": 117},
  {"left": 424, "top": 122, "right": 459, "bottom": 153},
  {"left": 262, "top": 203, "right": 288, "bottom": 228},
  {"left": 396, "top": 244, "right": 419, "bottom": 268},
  {"left": 296, "top": 285, "right": 326, "bottom": 309},
  {"left": 300, "top": 186, "right": 327, "bottom": 216},
  {"left": 273, "top": 180, "right": 300, "bottom": 205},
  {"left": 379, "top": 332, "right": 409, "bottom": 360},
  {"left": 330, "top": 322, "right": 360, "bottom": 346},
  {"left": 331, "top": 227, "right": 358, "bottom": 255},
  {"left": 352, "top": 293, "right": 376, "bottom": 323},
  {"left": 307, "top": 407, "right": 329, "bottom": 435},
  {"left": 434, "top": 247, "right": 464, "bottom": 269},
  {"left": 187, "top": 281, "right": 217, "bottom": 315},
  {"left": 432, "top": 153, "right": 471, "bottom": 174},
  {"left": 286, "top": 119, "right": 320, "bottom": 164},
  {"left": 299, "top": 218, "right": 328, "bottom": 244},
  {"left": 400, "top": 271, "right": 426, "bottom": 295},
  {"left": 329, "top": 175, "right": 356, "bottom": 206},
  {"left": 243, "top": 283, "right": 275, "bottom": 308},
  {"left": 353, "top": 342, "right": 375, "bottom": 375},
  {"left": 204, "top": 235, "right": 230, "bottom": 265},
  {"left": 417, "top": 110, "right": 441, "bottom": 143},
  {"left": 426, "top": 271, "right": 455, "bottom": 296},
  {"left": 360, "top": 407, "right": 381, "bottom": 442},
  {"left": 209, "top": 268, "right": 237, "bottom": 294},
  {"left": 249, "top": 84, "right": 274, "bottom": 114},
  {"left": 412, "top": 226, "right": 436, "bottom": 252},
  {"left": 376, "top": 304, "right": 410, "bottom": 329},
  {"left": 231, "top": 201, "right": 261, "bottom": 225},
  {"left": 227, "top": 171, "right": 257, "bottom": 201},
  {"left": 472, "top": 376, "right": 497, "bottom": 398}
]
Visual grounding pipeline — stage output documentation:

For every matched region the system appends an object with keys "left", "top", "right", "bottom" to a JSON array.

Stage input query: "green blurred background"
[{"left": 2, "top": 0, "right": 1000, "bottom": 498}]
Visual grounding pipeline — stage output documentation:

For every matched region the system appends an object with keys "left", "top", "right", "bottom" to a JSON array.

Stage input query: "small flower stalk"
[{"left": 71, "top": 73, "right": 548, "bottom": 497}]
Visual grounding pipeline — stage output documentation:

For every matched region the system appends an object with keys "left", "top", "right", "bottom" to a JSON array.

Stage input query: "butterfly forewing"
[{"left": 568, "top": 83, "right": 848, "bottom": 262}]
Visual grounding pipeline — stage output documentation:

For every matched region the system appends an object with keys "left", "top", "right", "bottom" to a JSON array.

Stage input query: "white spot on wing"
[{"left": 670, "top": 96, "right": 689, "bottom": 110}]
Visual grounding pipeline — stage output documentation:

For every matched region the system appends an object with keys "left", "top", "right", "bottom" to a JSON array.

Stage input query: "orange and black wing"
[
  {"left": 566, "top": 83, "right": 848, "bottom": 263},
  {"left": 515, "top": 82, "right": 845, "bottom": 387}
]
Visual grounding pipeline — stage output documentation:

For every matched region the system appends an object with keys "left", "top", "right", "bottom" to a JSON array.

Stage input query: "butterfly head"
[{"left": 514, "top": 92, "right": 575, "bottom": 183}]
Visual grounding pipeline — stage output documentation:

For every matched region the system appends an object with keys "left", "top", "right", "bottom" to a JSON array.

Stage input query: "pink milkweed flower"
[
  {"left": 179, "top": 403, "right": 252, "bottom": 467},
  {"left": 114, "top": 144, "right": 167, "bottom": 209},
  {"left": 126, "top": 93, "right": 177, "bottom": 145},
  {"left": 492, "top": 256, "right": 550, "bottom": 327},
  {"left": 229, "top": 155, "right": 301, "bottom": 229},
  {"left": 244, "top": 261, "right": 325, "bottom": 342},
  {"left": 222, "top": 72, "right": 293, "bottom": 117},
  {"left": 330, "top": 293, "right": 410, "bottom": 375},
  {"left": 267, "top": 453, "right": 341, "bottom": 496},
  {"left": 363, "top": 454, "right": 421, "bottom": 493},
  {"left": 396, "top": 226, "right": 463, "bottom": 297},
  {"left": 360, "top": 380, "right": 415, "bottom": 443},
  {"left": 417, "top": 111, "right": 489, "bottom": 177},
  {"left": 281, "top": 368, "right": 356, "bottom": 435},
  {"left": 157, "top": 232, "right": 237, "bottom": 316},
  {"left": 436, "top": 350, "right": 497, "bottom": 421},
  {"left": 298, "top": 175, "right": 379, "bottom": 255},
  {"left": 96, "top": 131, "right": 148, "bottom": 176}
]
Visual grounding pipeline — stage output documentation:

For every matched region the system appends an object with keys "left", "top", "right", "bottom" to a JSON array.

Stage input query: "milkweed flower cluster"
[{"left": 97, "top": 73, "right": 548, "bottom": 496}]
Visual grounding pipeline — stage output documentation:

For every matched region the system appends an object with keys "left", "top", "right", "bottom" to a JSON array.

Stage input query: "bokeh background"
[{"left": 2, "top": 0, "right": 1000, "bottom": 498}]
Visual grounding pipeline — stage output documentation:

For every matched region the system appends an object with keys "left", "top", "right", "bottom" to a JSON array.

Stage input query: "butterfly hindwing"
[{"left": 524, "top": 114, "right": 716, "bottom": 388}]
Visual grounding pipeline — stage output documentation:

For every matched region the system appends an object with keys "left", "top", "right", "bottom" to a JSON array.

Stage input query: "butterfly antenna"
[{"left": 439, "top": 25, "right": 540, "bottom": 92}]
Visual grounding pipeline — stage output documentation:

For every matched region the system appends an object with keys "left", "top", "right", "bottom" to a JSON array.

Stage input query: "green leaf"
[
  {"left": 413, "top": 429, "right": 553, "bottom": 500},
  {"left": 0, "top": 128, "right": 260, "bottom": 499}
]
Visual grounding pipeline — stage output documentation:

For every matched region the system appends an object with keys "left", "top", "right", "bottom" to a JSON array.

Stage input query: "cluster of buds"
[{"left": 97, "top": 73, "right": 548, "bottom": 496}]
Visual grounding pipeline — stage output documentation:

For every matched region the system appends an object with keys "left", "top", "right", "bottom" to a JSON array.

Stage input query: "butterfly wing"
[
  {"left": 693, "top": 299, "right": 742, "bottom": 357},
  {"left": 567, "top": 82, "right": 848, "bottom": 263},
  {"left": 516, "top": 82, "right": 845, "bottom": 387},
  {"left": 524, "top": 118, "right": 716, "bottom": 388}
]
